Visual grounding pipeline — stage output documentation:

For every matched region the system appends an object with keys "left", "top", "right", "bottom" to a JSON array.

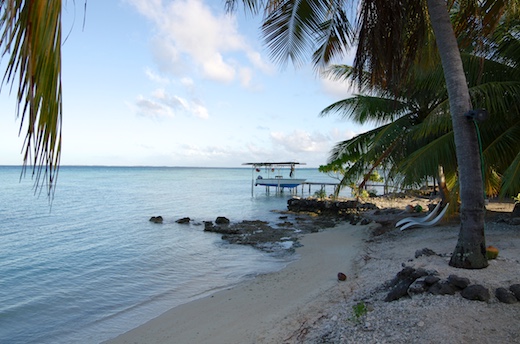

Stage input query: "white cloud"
[
  {"left": 270, "top": 130, "right": 331, "bottom": 154},
  {"left": 180, "top": 77, "right": 195, "bottom": 88},
  {"left": 126, "top": 0, "right": 271, "bottom": 85},
  {"left": 145, "top": 67, "right": 170, "bottom": 84},
  {"left": 135, "top": 88, "right": 209, "bottom": 119},
  {"left": 135, "top": 95, "right": 175, "bottom": 119},
  {"left": 191, "top": 103, "right": 209, "bottom": 119}
]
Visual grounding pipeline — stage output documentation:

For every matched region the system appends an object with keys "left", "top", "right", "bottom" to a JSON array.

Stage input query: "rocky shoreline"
[
  {"left": 140, "top": 194, "right": 520, "bottom": 343},
  {"left": 278, "top": 196, "right": 520, "bottom": 344}
]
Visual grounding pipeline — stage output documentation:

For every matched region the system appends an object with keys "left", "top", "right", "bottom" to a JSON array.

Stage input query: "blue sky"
[{"left": 0, "top": 0, "right": 371, "bottom": 168}]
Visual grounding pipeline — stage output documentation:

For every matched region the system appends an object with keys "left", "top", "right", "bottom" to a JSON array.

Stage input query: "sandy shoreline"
[
  {"left": 105, "top": 222, "right": 373, "bottom": 344},
  {"left": 105, "top": 198, "right": 520, "bottom": 344}
]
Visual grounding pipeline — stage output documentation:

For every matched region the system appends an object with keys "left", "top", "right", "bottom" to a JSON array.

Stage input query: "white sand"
[
  {"left": 105, "top": 200, "right": 520, "bottom": 343},
  {"left": 105, "top": 223, "right": 371, "bottom": 344}
]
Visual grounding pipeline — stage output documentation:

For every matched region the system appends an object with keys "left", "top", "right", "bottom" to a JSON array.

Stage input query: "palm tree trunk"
[{"left": 427, "top": 0, "right": 488, "bottom": 268}]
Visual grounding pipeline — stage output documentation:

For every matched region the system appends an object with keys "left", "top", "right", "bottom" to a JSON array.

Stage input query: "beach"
[
  {"left": 106, "top": 221, "right": 372, "bottom": 344},
  {"left": 106, "top": 197, "right": 520, "bottom": 344}
]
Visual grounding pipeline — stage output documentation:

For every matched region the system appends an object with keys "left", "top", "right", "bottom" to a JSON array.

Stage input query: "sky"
[{"left": 0, "top": 0, "right": 372, "bottom": 168}]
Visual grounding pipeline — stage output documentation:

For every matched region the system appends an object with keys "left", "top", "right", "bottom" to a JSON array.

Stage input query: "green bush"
[
  {"left": 514, "top": 193, "right": 520, "bottom": 204},
  {"left": 349, "top": 301, "right": 368, "bottom": 322}
]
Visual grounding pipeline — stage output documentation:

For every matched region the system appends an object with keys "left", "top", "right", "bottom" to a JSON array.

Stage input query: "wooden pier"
[
  {"left": 255, "top": 181, "right": 341, "bottom": 196},
  {"left": 300, "top": 182, "right": 340, "bottom": 196}
]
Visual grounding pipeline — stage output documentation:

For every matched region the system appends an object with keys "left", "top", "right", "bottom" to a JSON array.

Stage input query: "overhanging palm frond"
[
  {"left": 320, "top": 95, "right": 408, "bottom": 125},
  {"left": 500, "top": 151, "right": 520, "bottom": 196},
  {"left": 481, "top": 117, "right": 520, "bottom": 170},
  {"left": 312, "top": 3, "right": 355, "bottom": 68},
  {"left": 354, "top": 0, "right": 430, "bottom": 87},
  {"left": 261, "top": 1, "right": 312, "bottom": 67},
  {"left": 0, "top": 0, "right": 63, "bottom": 195},
  {"left": 398, "top": 131, "right": 457, "bottom": 186}
]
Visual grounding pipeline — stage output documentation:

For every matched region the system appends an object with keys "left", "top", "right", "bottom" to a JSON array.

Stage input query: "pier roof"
[{"left": 242, "top": 162, "right": 306, "bottom": 166}]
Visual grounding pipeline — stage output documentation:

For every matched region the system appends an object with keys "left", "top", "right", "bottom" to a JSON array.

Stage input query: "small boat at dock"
[
  {"left": 255, "top": 175, "right": 307, "bottom": 188},
  {"left": 243, "top": 162, "right": 306, "bottom": 194}
]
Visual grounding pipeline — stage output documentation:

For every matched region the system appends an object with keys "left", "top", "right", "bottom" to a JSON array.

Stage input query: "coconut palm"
[
  {"left": 0, "top": 0, "right": 63, "bottom": 195},
  {"left": 324, "top": 24, "right": 520, "bottom": 203},
  {"left": 319, "top": 63, "right": 450, "bottom": 199},
  {"left": 226, "top": 0, "right": 520, "bottom": 268}
]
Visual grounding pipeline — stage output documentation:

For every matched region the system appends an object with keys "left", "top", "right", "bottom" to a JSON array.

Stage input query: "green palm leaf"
[{"left": 1, "top": 0, "right": 63, "bottom": 195}]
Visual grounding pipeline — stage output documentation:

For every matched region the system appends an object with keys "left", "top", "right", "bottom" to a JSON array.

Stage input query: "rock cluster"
[
  {"left": 287, "top": 198, "right": 377, "bottom": 214},
  {"left": 175, "top": 217, "right": 191, "bottom": 224},
  {"left": 384, "top": 263, "right": 520, "bottom": 304},
  {"left": 202, "top": 217, "right": 314, "bottom": 253},
  {"left": 149, "top": 216, "right": 163, "bottom": 223}
]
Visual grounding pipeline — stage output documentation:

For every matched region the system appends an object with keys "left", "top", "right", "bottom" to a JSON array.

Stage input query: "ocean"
[{"left": 0, "top": 166, "right": 347, "bottom": 344}]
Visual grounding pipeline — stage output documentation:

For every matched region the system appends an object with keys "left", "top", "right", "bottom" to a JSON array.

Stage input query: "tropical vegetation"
[
  {"left": 0, "top": 0, "right": 63, "bottom": 194},
  {"left": 320, "top": 18, "right": 520, "bottom": 203},
  {"left": 225, "top": 0, "right": 520, "bottom": 269}
]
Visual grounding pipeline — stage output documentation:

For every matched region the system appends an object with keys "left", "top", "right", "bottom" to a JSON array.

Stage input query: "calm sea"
[{"left": 0, "top": 166, "right": 346, "bottom": 344}]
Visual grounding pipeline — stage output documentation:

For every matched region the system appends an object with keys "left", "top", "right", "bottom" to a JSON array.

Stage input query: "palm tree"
[
  {"left": 226, "top": 0, "right": 518, "bottom": 269},
  {"left": 0, "top": 0, "right": 63, "bottom": 195},
  {"left": 323, "top": 23, "right": 520, "bottom": 204},
  {"left": 319, "top": 63, "right": 450, "bottom": 199}
]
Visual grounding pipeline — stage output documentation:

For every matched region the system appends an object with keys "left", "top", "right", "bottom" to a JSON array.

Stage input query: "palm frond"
[
  {"left": 354, "top": 0, "right": 430, "bottom": 88},
  {"left": 500, "top": 150, "right": 520, "bottom": 196},
  {"left": 312, "top": 3, "right": 355, "bottom": 68},
  {"left": 261, "top": 0, "right": 353, "bottom": 67},
  {"left": 398, "top": 132, "right": 457, "bottom": 186},
  {"left": 0, "top": 0, "right": 63, "bottom": 195},
  {"left": 320, "top": 95, "right": 407, "bottom": 125}
]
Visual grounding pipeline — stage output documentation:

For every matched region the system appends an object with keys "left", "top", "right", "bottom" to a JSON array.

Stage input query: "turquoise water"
[{"left": 0, "top": 166, "right": 344, "bottom": 344}]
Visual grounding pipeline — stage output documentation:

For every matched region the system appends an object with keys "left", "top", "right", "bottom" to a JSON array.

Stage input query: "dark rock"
[
  {"left": 408, "top": 277, "right": 429, "bottom": 296},
  {"left": 207, "top": 226, "right": 240, "bottom": 235},
  {"left": 447, "top": 275, "right": 470, "bottom": 289},
  {"left": 509, "top": 284, "right": 520, "bottom": 300},
  {"left": 429, "top": 281, "right": 457, "bottom": 295},
  {"left": 337, "top": 272, "right": 347, "bottom": 281},
  {"left": 424, "top": 275, "right": 441, "bottom": 286},
  {"left": 461, "top": 284, "right": 490, "bottom": 302},
  {"left": 215, "top": 216, "right": 230, "bottom": 225},
  {"left": 176, "top": 217, "right": 191, "bottom": 224},
  {"left": 385, "top": 267, "right": 418, "bottom": 302},
  {"left": 415, "top": 248, "right": 437, "bottom": 258},
  {"left": 412, "top": 268, "right": 430, "bottom": 279},
  {"left": 512, "top": 203, "right": 520, "bottom": 218},
  {"left": 360, "top": 218, "right": 371, "bottom": 225},
  {"left": 149, "top": 216, "right": 163, "bottom": 223},
  {"left": 287, "top": 198, "right": 363, "bottom": 214},
  {"left": 496, "top": 287, "right": 518, "bottom": 304},
  {"left": 203, "top": 221, "right": 214, "bottom": 231},
  {"left": 385, "top": 280, "right": 414, "bottom": 301}
]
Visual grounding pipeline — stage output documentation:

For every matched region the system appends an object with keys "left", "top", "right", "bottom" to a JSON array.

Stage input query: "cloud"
[
  {"left": 145, "top": 67, "right": 170, "bottom": 84},
  {"left": 270, "top": 130, "right": 331, "bottom": 154},
  {"left": 135, "top": 88, "right": 209, "bottom": 119},
  {"left": 126, "top": 0, "right": 271, "bottom": 85},
  {"left": 135, "top": 95, "right": 175, "bottom": 119}
]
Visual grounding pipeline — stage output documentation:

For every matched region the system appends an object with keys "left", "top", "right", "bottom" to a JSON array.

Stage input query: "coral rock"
[
  {"left": 461, "top": 285, "right": 490, "bottom": 302},
  {"left": 496, "top": 287, "right": 518, "bottom": 304}
]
